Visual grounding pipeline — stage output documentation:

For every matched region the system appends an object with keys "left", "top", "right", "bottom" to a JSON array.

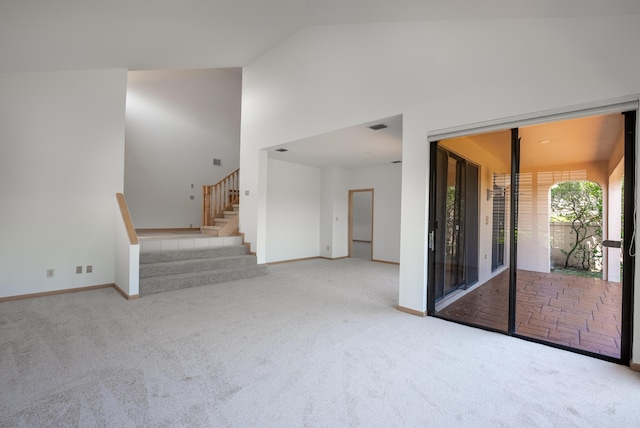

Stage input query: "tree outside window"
[{"left": 550, "top": 181, "right": 602, "bottom": 275}]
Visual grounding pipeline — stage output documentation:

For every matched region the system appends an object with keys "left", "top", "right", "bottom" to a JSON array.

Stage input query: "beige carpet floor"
[{"left": 1, "top": 258, "right": 639, "bottom": 427}]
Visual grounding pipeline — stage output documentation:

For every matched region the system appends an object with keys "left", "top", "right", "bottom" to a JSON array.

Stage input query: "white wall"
[
  {"left": 265, "top": 158, "right": 321, "bottom": 263},
  {"left": 239, "top": 15, "right": 640, "bottom": 352},
  {"left": 320, "top": 167, "right": 349, "bottom": 259},
  {"left": 114, "top": 198, "right": 140, "bottom": 297},
  {"left": 347, "top": 165, "right": 402, "bottom": 263},
  {"left": 0, "top": 69, "right": 127, "bottom": 298},
  {"left": 125, "top": 68, "right": 242, "bottom": 229},
  {"left": 607, "top": 159, "right": 624, "bottom": 282},
  {"left": 274, "top": 162, "right": 402, "bottom": 263}
]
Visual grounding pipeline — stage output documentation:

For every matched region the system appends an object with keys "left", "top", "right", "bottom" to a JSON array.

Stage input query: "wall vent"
[{"left": 213, "top": 158, "right": 222, "bottom": 166}]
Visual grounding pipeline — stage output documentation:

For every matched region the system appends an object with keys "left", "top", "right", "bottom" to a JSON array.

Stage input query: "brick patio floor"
[{"left": 438, "top": 270, "right": 623, "bottom": 358}]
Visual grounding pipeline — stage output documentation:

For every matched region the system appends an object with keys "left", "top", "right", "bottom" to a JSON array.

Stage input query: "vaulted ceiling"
[
  {"left": 2, "top": 0, "right": 640, "bottom": 73},
  {"left": 3, "top": 2, "right": 636, "bottom": 171}
]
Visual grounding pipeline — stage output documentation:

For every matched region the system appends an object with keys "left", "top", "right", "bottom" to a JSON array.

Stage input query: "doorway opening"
[
  {"left": 427, "top": 109, "right": 636, "bottom": 364},
  {"left": 349, "top": 189, "right": 374, "bottom": 260},
  {"left": 550, "top": 180, "right": 604, "bottom": 278}
]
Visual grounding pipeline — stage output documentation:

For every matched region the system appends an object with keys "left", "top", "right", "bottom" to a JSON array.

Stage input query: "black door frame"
[
  {"left": 620, "top": 110, "right": 636, "bottom": 362},
  {"left": 427, "top": 111, "right": 636, "bottom": 365},
  {"left": 429, "top": 147, "right": 480, "bottom": 303}
]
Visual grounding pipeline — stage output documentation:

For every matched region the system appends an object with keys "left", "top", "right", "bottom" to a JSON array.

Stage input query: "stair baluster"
[{"left": 202, "top": 168, "right": 240, "bottom": 236}]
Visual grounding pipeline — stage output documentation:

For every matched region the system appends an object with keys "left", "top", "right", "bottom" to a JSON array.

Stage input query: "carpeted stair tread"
[
  {"left": 138, "top": 243, "right": 268, "bottom": 296},
  {"left": 140, "top": 254, "right": 259, "bottom": 278},
  {"left": 140, "top": 264, "right": 268, "bottom": 295},
  {"left": 140, "top": 245, "right": 249, "bottom": 264}
]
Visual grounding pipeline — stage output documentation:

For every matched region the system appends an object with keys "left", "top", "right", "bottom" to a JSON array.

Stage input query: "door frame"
[
  {"left": 430, "top": 147, "right": 480, "bottom": 302},
  {"left": 426, "top": 98, "right": 638, "bottom": 365},
  {"left": 348, "top": 188, "right": 374, "bottom": 260}
]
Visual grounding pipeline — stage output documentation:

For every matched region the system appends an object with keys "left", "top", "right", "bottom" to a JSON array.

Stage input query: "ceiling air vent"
[
  {"left": 275, "top": 148, "right": 288, "bottom": 152},
  {"left": 391, "top": 160, "right": 402, "bottom": 164},
  {"left": 369, "top": 123, "right": 387, "bottom": 131}
]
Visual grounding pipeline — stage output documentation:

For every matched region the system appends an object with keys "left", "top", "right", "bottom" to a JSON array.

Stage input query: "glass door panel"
[
  {"left": 514, "top": 114, "right": 626, "bottom": 360},
  {"left": 444, "top": 154, "right": 464, "bottom": 295},
  {"left": 431, "top": 130, "right": 511, "bottom": 332}
]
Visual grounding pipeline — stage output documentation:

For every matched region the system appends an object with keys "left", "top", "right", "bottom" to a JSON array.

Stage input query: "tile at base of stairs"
[
  {"left": 178, "top": 239, "right": 196, "bottom": 249},
  {"left": 161, "top": 240, "right": 180, "bottom": 250},
  {"left": 141, "top": 240, "right": 162, "bottom": 252},
  {"left": 223, "top": 236, "right": 242, "bottom": 245},
  {"left": 194, "top": 238, "right": 213, "bottom": 248}
]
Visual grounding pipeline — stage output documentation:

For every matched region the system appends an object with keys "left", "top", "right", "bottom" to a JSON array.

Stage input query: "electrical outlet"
[
  {"left": 46, "top": 269, "right": 54, "bottom": 278},
  {"left": 86, "top": 265, "right": 93, "bottom": 273},
  {"left": 76, "top": 266, "right": 82, "bottom": 274}
]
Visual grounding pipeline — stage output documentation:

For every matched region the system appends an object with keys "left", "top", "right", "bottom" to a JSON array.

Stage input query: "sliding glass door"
[
  {"left": 433, "top": 149, "right": 479, "bottom": 300},
  {"left": 429, "top": 131, "right": 510, "bottom": 332},
  {"left": 428, "top": 111, "right": 636, "bottom": 364}
]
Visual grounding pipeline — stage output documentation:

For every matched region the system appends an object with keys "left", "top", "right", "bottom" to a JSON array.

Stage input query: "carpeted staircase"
[
  {"left": 201, "top": 203, "right": 239, "bottom": 236},
  {"left": 139, "top": 244, "right": 268, "bottom": 295}
]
